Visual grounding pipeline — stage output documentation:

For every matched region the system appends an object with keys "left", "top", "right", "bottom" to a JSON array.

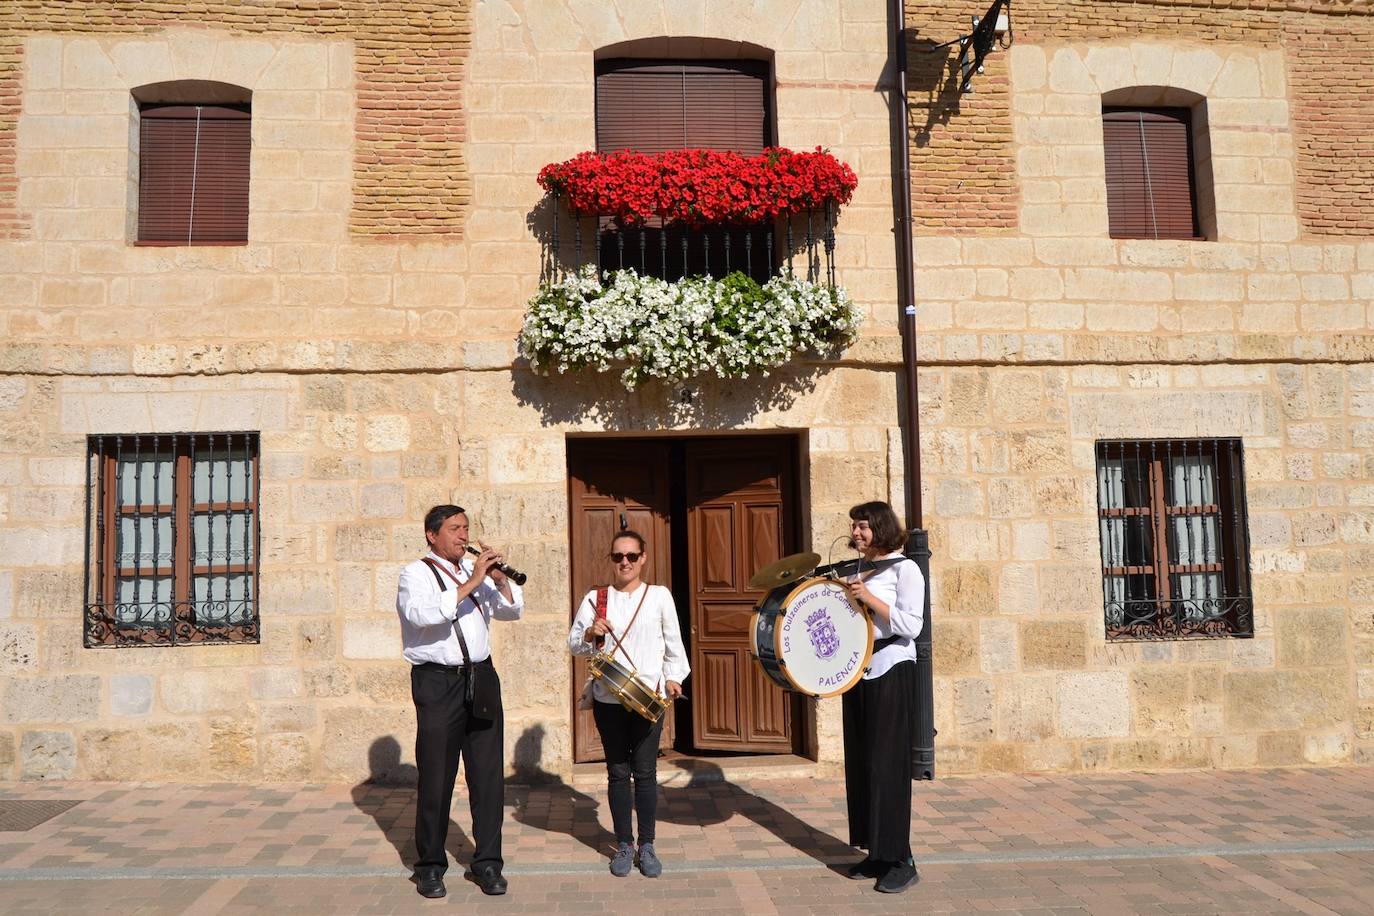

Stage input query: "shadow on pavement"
[
  {"left": 657, "top": 758, "right": 857, "bottom": 868},
  {"left": 508, "top": 725, "right": 617, "bottom": 859},
  {"left": 350, "top": 735, "right": 474, "bottom": 878}
]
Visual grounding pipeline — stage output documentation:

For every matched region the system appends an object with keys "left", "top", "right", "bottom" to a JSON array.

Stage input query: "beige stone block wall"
[
  {"left": 0, "top": 3, "right": 910, "bottom": 780},
  {"left": 2, "top": 10, "right": 1371, "bottom": 780},
  {"left": 0, "top": 365, "right": 911, "bottom": 780},
  {"left": 922, "top": 364, "right": 1371, "bottom": 773}
]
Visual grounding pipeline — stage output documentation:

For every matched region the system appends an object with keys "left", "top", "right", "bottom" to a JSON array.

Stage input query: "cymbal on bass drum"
[{"left": 747, "top": 551, "right": 821, "bottom": 591}]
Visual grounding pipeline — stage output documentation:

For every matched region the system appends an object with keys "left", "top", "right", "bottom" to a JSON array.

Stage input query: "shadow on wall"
[
  {"left": 509, "top": 363, "right": 826, "bottom": 430},
  {"left": 350, "top": 735, "right": 473, "bottom": 869},
  {"left": 903, "top": 34, "right": 970, "bottom": 149}
]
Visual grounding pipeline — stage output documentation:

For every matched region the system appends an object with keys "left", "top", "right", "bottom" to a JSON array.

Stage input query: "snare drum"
[
  {"left": 587, "top": 651, "right": 666, "bottom": 722},
  {"left": 750, "top": 577, "right": 873, "bottom": 697}
]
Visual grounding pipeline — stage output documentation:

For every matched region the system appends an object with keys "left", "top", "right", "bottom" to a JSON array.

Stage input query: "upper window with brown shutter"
[
  {"left": 1102, "top": 107, "right": 1200, "bottom": 241},
  {"left": 137, "top": 103, "right": 251, "bottom": 245},
  {"left": 595, "top": 59, "right": 772, "bottom": 154}
]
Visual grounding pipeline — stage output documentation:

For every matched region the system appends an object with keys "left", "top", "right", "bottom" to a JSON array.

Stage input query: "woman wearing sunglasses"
[{"left": 568, "top": 531, "right": 689, "bottom": 878}]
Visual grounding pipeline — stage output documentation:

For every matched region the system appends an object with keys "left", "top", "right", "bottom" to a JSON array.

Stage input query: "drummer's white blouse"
[
  {"left": 856, "top": 552, "right": 925, "bottom": 680},
  {"left": 568, "top": 583, "right": 691, "bottom": 704}
]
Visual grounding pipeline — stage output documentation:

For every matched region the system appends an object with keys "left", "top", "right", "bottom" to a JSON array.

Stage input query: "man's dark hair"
[
  {"left": 611, "top": 529, "right": 647, "bottom": 552},
  {"left": 424, "top": 504, "right": 467, "bottom": 541},
  {"left": 848, "top": 500, "right": 907, "bottom": 553}
]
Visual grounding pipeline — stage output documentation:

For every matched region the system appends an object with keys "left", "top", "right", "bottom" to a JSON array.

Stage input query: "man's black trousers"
[{"left": 411, "top": 660, "right": 504, "bottom": 876}]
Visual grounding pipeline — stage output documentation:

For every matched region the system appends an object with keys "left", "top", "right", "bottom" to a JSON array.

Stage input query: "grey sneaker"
[
  {"left": 636, "top": 842, "right": 662, "bottom": 878},
  {"left": 609, "top": 842, "right": 635, "bottom": 877}
]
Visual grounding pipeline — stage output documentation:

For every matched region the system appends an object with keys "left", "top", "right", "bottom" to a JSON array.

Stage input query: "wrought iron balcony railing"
[{"left": 544, "top": 189, "right": 838, "bottom": 287}]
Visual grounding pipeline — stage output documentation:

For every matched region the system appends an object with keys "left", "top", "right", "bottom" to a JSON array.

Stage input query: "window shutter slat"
[
  {"left": 138, "top": 105, "right": 250, "bottom": 244},
  {"left": 1102, "top": 107, "right": 1198, "bottom": 240},
  {"left": 596, "top": 60, "right": 769, "bottom": 154}
]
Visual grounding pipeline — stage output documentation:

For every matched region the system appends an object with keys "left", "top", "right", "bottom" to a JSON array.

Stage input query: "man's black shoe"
[
  {"left": 475, "top": 865, "right": 508, "bottom": 896},
  {"left": 416, "top": 872, "right": 446, "bottom": 898},
  {"left": 875, "top": 860, "right": 919, "bottom": 894},
  {"left": 845, "top": 857, "right": 884, "bottom": 880}
]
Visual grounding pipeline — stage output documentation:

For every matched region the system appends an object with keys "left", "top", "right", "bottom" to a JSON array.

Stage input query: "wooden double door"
[{"left": 568, "top": 436, "right": 805, "bottom": 763}]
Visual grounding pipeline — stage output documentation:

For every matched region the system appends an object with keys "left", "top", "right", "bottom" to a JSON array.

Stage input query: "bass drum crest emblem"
[{"left": 804, "top": 607, "right": 840, "bottom": 660}]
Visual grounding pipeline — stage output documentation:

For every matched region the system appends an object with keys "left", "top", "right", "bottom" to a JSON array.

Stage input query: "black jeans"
[
  {"left": 412, "top": 661, "right": 504, "bottom": 876},
  {"left": 592, "top": 699, "right": 664, "bottom": 845},
  {"left": 841, "top": 659, "right": 915, "bottom": 863}
]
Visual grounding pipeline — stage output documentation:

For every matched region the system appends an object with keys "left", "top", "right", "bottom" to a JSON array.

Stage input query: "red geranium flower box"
[{"left": 538, "top": 147, "right": 858, "bottom": 228}]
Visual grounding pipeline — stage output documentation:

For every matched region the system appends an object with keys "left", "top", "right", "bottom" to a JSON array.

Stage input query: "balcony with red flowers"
[{"left": 537, "top": 146, "right": 857, "bottom": 286}]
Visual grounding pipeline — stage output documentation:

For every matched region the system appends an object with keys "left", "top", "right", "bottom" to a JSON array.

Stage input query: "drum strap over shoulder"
[
  {"left": 598, "top": 584, "right": 649, "bottom": 672},
  {"left": 593, "top": 586, "right": 609, "bottom": 648},
  {"left": 872, "top": 634, "right": 910, "bottom": 653}
]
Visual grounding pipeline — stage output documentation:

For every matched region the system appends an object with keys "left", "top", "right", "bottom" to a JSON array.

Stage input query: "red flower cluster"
[{"left": 538, "top": 147, "right": 858, "bottom": 227}]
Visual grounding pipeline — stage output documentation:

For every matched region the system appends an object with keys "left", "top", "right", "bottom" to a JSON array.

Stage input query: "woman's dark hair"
[
  {"left": 611, "top": 529, "right": 646, "bottom": 552},
  {"left": 424, "top": 504, "right": 466, "bottom": 540},
  {"left": 848, "top": 500, "right": 906, "bottom": 553}
]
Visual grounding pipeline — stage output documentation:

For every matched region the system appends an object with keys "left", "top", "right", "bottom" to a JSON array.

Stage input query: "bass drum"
[{"left": 750, "top": 577, "right": 873, "bottom": 697}]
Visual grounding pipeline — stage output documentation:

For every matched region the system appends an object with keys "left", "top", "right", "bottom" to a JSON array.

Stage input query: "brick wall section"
[
  {"left": 0, "top": 0, "right": 471, "bottom": 240},
  {"left": 906, "top": 0, "right": 1374, "bottom": 237},
  {"left": 905, "top": 3, "right": 1020, "bottom": 234},
  {"left": 0, "top": 36, "right": 24, "bottom": 239},
  {"left": 1283, "top": 19, "right": 1374, "bottom": 235}
]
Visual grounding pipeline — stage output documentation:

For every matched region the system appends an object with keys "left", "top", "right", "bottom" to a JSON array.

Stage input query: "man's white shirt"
[{"left": 397, "top": 551, "right": 523, "bottom": 666}]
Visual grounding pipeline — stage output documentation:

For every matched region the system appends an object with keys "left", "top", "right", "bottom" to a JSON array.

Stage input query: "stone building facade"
[{"left": 0, "top": 1, "right": 1370, "bottom": 781}]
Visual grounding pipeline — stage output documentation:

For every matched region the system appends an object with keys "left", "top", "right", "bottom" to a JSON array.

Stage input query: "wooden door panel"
[
  {"left": 696, "top": 649, "right": 741, "bottom": 740},
  {"left": 688, "top": 437, "right": 798, "bottom": 753},
  {"left": 698, "top": 505, "right": 736, "bottom": 591},
  {"left": 747, "top": 664, "right": 791, "bottom": 743},
  {"left": 568, "top": 441, "right": 674, "bottom": 763},
  {"left": 696, "top": 456, "right": 780, "bottom": 498},
  {"left": 698, "top": 600, "right": 755, "bottom": 639},
  {"left": 746, "top": 503, "right": 782, "bottom": 576}
]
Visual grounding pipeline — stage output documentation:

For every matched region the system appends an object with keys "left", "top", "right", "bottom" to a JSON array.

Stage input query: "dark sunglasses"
[{"left": 609, "top": 551, "right": 642, "bottom": 563}]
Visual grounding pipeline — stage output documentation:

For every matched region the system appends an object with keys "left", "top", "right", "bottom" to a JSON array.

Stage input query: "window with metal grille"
[
  {"left": 84, "top": 432, "right": 260, "bottom": 647},
  {"left": 137, "top": 103, "right": 251, "bottom": 245},
  {"left": 1102, "top": 107, "right": 1200, "bottom": 240},
  {"left": 1094, "top": 439, "right": 1253, "bottom": 641}
]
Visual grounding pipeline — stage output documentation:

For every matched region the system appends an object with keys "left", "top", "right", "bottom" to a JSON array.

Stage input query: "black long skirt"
[{"left": 841, "top": 658, "right": 915, "bottom": 863}]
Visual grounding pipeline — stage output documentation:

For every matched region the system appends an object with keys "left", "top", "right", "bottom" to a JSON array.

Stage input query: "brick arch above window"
[
  {"left": 1101, "top": 85, "right": 1205, "bottom": 110},
  {"left": 594, "top": 36, "right": 775, "bottom": 65},
  {"left": 132, "top": 79, "right": 252, "bottom": 107}
]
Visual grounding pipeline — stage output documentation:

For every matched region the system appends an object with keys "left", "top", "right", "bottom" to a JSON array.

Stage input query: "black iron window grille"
[
  {"left": 1094, "top": 438, "right": 1253, "bottom": 641},
  {"left": 83, "top": 432, "right": 260, "bottom": 647},
  {"left": 544, "top": 191, "right": 838, "bottom": 288}
]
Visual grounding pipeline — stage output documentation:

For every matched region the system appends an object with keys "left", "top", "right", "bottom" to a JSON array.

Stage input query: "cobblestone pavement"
[{"left": 0, "top": 765, "right": 1371, "bottom": 914}]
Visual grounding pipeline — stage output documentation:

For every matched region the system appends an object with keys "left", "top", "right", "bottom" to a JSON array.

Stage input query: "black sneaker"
[
  {"left": 845, "top": 857, "right": 884, "bottom": 880},
  {"left": 876, "top": 860, "right": 919, "bottom": 894}
]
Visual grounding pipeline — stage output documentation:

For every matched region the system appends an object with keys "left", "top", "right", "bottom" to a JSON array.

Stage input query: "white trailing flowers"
[{"left": 519, "top": 267, "right": 861, "bottom": 390}]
